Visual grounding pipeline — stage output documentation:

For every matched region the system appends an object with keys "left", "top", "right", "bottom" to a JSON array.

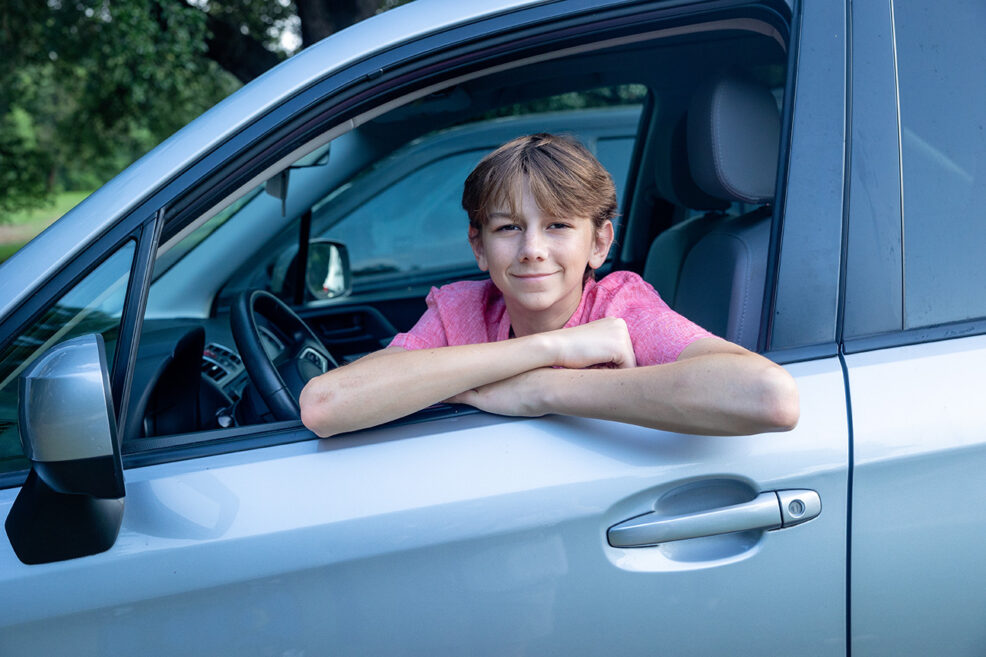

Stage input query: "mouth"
[{"left": 512, "top": 272, "right": 556, "bottom": 280}]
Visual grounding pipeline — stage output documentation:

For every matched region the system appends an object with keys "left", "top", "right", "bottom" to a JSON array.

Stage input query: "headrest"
[
  {"left": 663, "top": 116, "right": 730, "bottom": 211},
  {"left": 687, "top": 76, "right": 780, "bottom": 204}
]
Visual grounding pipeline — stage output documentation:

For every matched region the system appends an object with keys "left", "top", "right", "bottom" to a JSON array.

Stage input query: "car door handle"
[{"left": 607, "top": 489, "right": 821, "bottom": 547}]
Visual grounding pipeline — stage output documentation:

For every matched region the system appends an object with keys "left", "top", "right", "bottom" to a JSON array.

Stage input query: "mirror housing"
[
  {"left": 307, "top": 239, "right": 352, "bottom": 300},
  {"left": 265, "top": 170, "right": 290, "bottom": 217},
  {"left": 4, "top": 334, "right": 125, "bottom": 564},
  {"left": 270, "top": 239, "right": 352, "bottom": 302}
]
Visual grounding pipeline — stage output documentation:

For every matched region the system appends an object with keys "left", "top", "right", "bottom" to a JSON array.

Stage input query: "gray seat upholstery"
[
  {"left": 687, "top": 77, "right": 780, "bottom": 205},
  {"left": 674, "top": 206, "right": 772, "bottom": 349},
  {"left": 642, "top": 209, "right": 726, "bottom": 304},
  {"left": 644, "top": 75, "right": 780, "bottom": 350},
  {"left": 643, "top": 116, "right": 729, "bottom": 304}
]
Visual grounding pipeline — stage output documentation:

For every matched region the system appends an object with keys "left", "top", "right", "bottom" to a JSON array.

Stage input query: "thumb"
[{"left": 446, "top": 389, "right": 477, "bottom": 404}]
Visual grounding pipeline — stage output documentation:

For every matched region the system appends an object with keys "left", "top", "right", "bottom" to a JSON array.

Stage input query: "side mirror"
[
  {"left": 270, "top": 239, "right": 352, "bottom": 302},
  {"left": 307, "top": 240, "right": 352, "bottom": 300},
  {"left": 4, "top": 334, "right": 125, "bottom": 564}
]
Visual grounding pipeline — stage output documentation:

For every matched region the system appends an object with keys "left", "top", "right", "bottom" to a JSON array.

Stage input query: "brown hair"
[{"left": 461, "top": 133, "right": 617, "bottom": 231}]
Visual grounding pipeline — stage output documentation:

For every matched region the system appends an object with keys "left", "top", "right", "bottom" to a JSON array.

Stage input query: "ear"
[
  {"left": 588, "top": 220, "right": 615, "bottom": 270},
  {"left": 468, "top": 225, "right": 489, "bottom": 272}
]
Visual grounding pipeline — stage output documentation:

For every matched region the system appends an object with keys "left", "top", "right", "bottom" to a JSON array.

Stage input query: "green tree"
[{"left": 0, "top": 0, "right": 404, "bottom": 218}]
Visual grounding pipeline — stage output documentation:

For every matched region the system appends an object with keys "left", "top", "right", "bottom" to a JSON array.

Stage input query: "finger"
[{"left": 616, "top": 346, "right": 637, "bottom": 368}]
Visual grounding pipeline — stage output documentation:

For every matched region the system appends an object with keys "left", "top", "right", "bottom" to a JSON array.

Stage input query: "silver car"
[{"left": 1, "top": 0, "right": 983, "bottom": 654}]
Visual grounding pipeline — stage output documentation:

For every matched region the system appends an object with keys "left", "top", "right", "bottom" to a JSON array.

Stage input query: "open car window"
[{"left": 130, "top": 20, "right": 787, "bottom": 444}]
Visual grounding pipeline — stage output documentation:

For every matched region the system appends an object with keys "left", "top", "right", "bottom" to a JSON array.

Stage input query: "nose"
[{"left": 518, "top": 228, "right": 547, "bottom": 261}]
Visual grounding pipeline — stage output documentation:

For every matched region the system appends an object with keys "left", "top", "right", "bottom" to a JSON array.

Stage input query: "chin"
[
  {"left": 513, "top": 293, "right": 565, "bottom": 313},
  {"left": 513, "top": 298, "right": 552, "bottom": 312}
]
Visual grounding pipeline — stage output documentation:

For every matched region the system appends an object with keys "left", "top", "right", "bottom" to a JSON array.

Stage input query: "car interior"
[{"left": 0, "top": 15, "right": 790, "bottom": 467}]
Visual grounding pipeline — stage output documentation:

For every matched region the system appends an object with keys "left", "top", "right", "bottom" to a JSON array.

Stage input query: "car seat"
[
  {"left": 644, "top": 75, "right": 780, "bottom": 350},
  {"left": 643, "top": 113, "right": 730, "bottom": 303}
]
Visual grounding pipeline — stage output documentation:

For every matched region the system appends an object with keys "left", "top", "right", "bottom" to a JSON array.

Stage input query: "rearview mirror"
[{"left": 4, "top": 334, "right": 125, "bottom": 564}]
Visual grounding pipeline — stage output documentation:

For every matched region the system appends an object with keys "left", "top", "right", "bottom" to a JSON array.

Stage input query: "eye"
[
  {"left": 548, "top": 222, "right": 572, "bottom": 230},
  {"left": 494, "top": 223, "right": 520, "bottom": 232}
]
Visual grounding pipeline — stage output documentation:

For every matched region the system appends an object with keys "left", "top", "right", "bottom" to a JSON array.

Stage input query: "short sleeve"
[
  {"left": 623, "top": 303, "right": 714, "bottom": 365},
  {"left": 591, "top": 272, "right": 713, "bottom": 366},
  {"left": 388, "top": 288, "right": 449, "bottom": 350}
]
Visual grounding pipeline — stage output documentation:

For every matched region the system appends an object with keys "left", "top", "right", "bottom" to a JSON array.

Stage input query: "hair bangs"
[{"left": 462, "top": 133, "right": 617, "bottom": 230}]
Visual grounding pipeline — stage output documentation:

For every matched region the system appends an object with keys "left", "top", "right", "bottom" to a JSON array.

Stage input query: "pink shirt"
[{"left": 389, "top": 271, "right": 714, "bottom": 366}]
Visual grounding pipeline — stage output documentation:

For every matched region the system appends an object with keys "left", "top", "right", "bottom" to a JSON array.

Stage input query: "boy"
[{"left": 300, "top": 134, "right": 798, "bottom": 437}]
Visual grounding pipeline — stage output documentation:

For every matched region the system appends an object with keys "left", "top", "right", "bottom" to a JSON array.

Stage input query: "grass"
[
  {"left": 4, "top": 190, "right": 92, "bottom": 226},
  {"left": 0, "top": 190, "right": 92, "bottom": 264}
]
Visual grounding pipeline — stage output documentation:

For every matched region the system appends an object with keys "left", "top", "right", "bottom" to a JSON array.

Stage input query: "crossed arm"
[{"left": 298, "top": 318, "right": 799, "bottom": 438}]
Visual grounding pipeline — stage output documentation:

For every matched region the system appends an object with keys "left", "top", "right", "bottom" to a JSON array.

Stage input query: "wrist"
[
  {"left": 521, "top": 367, "right": 556, "bottom": 416},
  {"left": 539, "top": 367, "right": 588, "bottom": 416},
  {"left": 524, "top": 332, "right": 560, "bottom": 368}
]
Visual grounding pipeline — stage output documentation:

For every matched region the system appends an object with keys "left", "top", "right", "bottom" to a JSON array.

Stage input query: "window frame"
[
  {"left": 0, "top": 212, "right": 160, "bottom": 488},
  {"left": 138, "top": 3, "right": 797, "bottom": 463},
  {"left": 765, "top": 0, "right": 844, "bottom": 361}
]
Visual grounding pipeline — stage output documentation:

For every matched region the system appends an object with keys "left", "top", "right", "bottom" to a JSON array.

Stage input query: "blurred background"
[{"left": 0, "top": 0, "right": 408, "bottom": 262}]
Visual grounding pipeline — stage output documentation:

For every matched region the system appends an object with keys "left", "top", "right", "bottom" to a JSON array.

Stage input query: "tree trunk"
[
  {"left": 296, "top": 0, "right": 379, "bottom": 48},
  {"left": 203, "top": 13, "right": 282, "bottom": 84},
  {"left": 188, "top": 0, "right": 385, "bottom": 84}
]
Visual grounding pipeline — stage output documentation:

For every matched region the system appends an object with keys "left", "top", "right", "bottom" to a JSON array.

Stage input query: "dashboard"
[{"left": 126, "top": 304, "right": 399, "bottom": 440}]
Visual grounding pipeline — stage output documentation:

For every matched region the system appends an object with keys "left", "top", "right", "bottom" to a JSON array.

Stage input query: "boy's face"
[{"left": 469, "top": 177, "right": 613, "bottom": 331}]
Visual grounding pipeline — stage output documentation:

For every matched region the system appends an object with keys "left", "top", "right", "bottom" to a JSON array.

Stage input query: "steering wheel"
[{"left": 230, "top": 290, "right": 338, "bottom": 421}]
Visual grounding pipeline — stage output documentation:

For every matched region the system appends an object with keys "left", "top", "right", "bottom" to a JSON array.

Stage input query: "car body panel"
[
  {"left": 770, "top": 0, "right": 844, "bottom": 350},
  {"left": 846, "top": 335, "right": 986, "bottom": 655},
  {"left": 0, "top": 357, "right": 847, "bottom": 656},
  {"left": 843, "top": 0, "right": 903, "bottom": 340}
]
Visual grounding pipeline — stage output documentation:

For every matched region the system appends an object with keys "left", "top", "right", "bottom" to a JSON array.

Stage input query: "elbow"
[
  {"left": 757, "top": 365, "right": 800, "bottom": 432},
  {"left": 299, "top": 378, "right": 337, "bottom": 438}
]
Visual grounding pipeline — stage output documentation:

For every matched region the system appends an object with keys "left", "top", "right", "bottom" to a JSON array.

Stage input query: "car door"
[
  {"left": 2, "top": 377, "right": 850, "bottom": 656},
  {"left": 843, "top": 1, "right": 986, "bottom": 654},
  {"left": 1, "top": 1, "right": 853, "bottom": 655}
]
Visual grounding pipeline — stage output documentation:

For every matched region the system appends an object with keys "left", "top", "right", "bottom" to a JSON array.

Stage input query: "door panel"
[
  {"left": 0, "top": 358, "right": 847, "bottom": 656},
  {"left": 847, "top": 335, "right": 986, "bottom": 656}
]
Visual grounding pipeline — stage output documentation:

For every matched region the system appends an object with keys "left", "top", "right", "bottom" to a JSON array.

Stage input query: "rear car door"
[{"left": 844, "top": 1, "right": 986, "bottom": 654}]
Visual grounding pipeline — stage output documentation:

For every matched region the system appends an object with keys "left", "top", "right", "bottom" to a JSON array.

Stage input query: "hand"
[
  {"left": 545, "top": 317, "right": 636, "bottom": 369},
  {"left": 446, "top": 369, "right": 551, "bottom": 417}
]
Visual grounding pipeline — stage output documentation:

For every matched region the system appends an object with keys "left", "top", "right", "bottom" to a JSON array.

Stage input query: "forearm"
[
  {"left": 538, "top": 353, "right": 799, "bottom": 435},
  {"left": 299, "top": 336, "right": 554, "bottom": 437}
]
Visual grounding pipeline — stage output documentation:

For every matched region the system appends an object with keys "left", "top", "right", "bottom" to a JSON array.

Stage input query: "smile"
[{"left": 512, "top": 272, "right": 556, "bottom": 280}]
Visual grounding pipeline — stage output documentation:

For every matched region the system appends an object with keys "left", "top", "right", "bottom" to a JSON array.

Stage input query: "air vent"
[
  {"left": 201, "top": 360, "right": 228, "bottom": 383},
  {"left": 202, "top": 342, "right": 243, "bottom": 384}
]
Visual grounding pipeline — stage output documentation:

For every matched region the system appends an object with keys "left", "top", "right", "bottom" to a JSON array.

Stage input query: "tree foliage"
[{"left": 0, "top": 0, "right": 400, "bottom": 218}]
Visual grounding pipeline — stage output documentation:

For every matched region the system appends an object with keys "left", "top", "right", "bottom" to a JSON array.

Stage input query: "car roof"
[{"left": 0, "top": 0, "right": 562, "bottom": 319}]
